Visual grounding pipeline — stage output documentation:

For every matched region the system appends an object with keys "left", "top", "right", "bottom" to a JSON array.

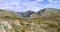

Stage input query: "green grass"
[{"left": 0, "top": 9, "right": 22, "bottom": 18}]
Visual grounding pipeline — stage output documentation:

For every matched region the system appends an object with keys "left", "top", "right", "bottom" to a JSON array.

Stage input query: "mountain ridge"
[{"left": 17, "top": 8, "right": 60, "bottom": 18}]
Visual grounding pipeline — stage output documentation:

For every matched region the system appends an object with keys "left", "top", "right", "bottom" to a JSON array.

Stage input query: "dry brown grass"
[
  {"left": 0, "top": 17, "right": 60, "bottom": 20},
  {"left": 0, "top": 18, "right": 60, "bottom": 32}
]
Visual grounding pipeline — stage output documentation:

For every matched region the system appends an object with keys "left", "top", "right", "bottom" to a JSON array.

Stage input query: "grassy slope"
[
  {"left": 44, "top": 8, "right": 60, "bottom": 17},
  {"left": 0, "top": 18, "right": 60, "bottom": 32},
  {"left": 30, "top": 8, "right": 60, "bottom": 18},
  {"left": 0, "top": 9, "right": 22, "bottom": 18}
]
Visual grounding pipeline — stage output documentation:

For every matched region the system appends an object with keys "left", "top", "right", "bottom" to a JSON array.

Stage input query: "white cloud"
[
  {"left": 10, "top": 2, "right": 19, "bottom": 5},
  {"left": 0, "top": 1, "right": 20, "bottom": 11},
  {"left": 3, "top": 3, "right": 9, "bottom": 7},
  {"left": 48, "top": 0, "right": 59, "bottom": 4},
  {"left": 27, "top": 7, "right": 40, "bottom": 12},
  {"left": 54, "top": 1, "right": 58, "bottom": 3},
  {"left": 22, "top": 1, "right": 37, "bottom": 7},
  {"left": 0, "top": 7, "right": 13, "bottom": 9},
  {"left": 32, "top": 7, "right": 41, "bottom": 12},
  {"left": 35, "top": 0, "right": 44, "bottom": 2},
  {"left": 43, "top": 3, "right": 60, "bottom": 9},
  {"left": 20, "top": 1, "right": 44, "bottom": 12},
  {"left": 0, "top": 0, "right": 44, "bottom": 12},
  {"left": 48, "top": 0, "right": 54, "bottom": 3},
  {"left": 0, "top": 0, "right": 60, "bottom": 12}
]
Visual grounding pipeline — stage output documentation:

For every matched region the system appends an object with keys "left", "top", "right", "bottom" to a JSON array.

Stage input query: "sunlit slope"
[
  {"left": 30, "top": 8, "right": 60, "bottom": 18},
  {"left": 43, "top": 8, "right": 60, "bottom": 17},
  {"left": 0, "top": 9, "right": 22, "bottom": 18}
]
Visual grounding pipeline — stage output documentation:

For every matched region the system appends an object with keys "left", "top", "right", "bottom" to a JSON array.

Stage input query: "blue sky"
[{"left": 0, "top": 0, "right": 60, "bottom": 12}]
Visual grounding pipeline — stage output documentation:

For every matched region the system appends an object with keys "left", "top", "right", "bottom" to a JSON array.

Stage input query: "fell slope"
[
  {"left": 30, "top": 8, "right": 60, "bottom": 18},
  {"left": 0, "top": 9, "right": 22, "bottom": 18}
]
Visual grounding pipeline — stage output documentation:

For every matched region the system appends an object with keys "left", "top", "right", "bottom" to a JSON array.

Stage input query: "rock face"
[
  {"left": 21, "top": 10, "right": 34, "bottom": 17},
  {"left": 0, "top": 18, "right": 60, "bottom": 32},
  {"left": 17, "top": 10, "right": 34, "bottom": 18}
]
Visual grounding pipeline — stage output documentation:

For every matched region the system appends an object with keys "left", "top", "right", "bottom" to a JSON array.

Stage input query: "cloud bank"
[{"left": 0, "top": 0, "right": 60, "bottom": 12}]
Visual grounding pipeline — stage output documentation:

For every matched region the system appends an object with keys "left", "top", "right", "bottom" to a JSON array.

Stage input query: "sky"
[{"left": 0, "top": 0, "right": 60, "bottom": 12}]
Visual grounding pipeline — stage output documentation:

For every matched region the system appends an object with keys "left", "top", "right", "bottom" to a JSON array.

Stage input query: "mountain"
[
  {"left": 17, "top": 10, "right": 34, "bottom": 18},
  {"left": 0, "top": 9, "right": 22, "bottom": 18},
  {"left": 0, "top": 8, "right": 60, "bottom": 32},
  {"left": 30, "top": 8, "right": 60, "bottom": 18},
  {"left": 17, "top": 8, "right": 60, "bottom": 18}
]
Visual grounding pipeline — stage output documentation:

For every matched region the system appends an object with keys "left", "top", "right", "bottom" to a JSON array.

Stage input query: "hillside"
[
  {"left": 0, "top": 18, "right": 60, "bottom": 32},
  {"left": 0, "top": 9, "right": 22, "bottom": 18},
  {"left": 40, "top": 8, "right": 60, "bottom": 18},
  {"left": 30, "top": 8, "right": 60, "bottom": 18},
  {"left": 17, "top": 8, "right": 60, "bottom": 18},
  {"left": 0, "top": 8, "right": 60, "bottom": 32}
]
